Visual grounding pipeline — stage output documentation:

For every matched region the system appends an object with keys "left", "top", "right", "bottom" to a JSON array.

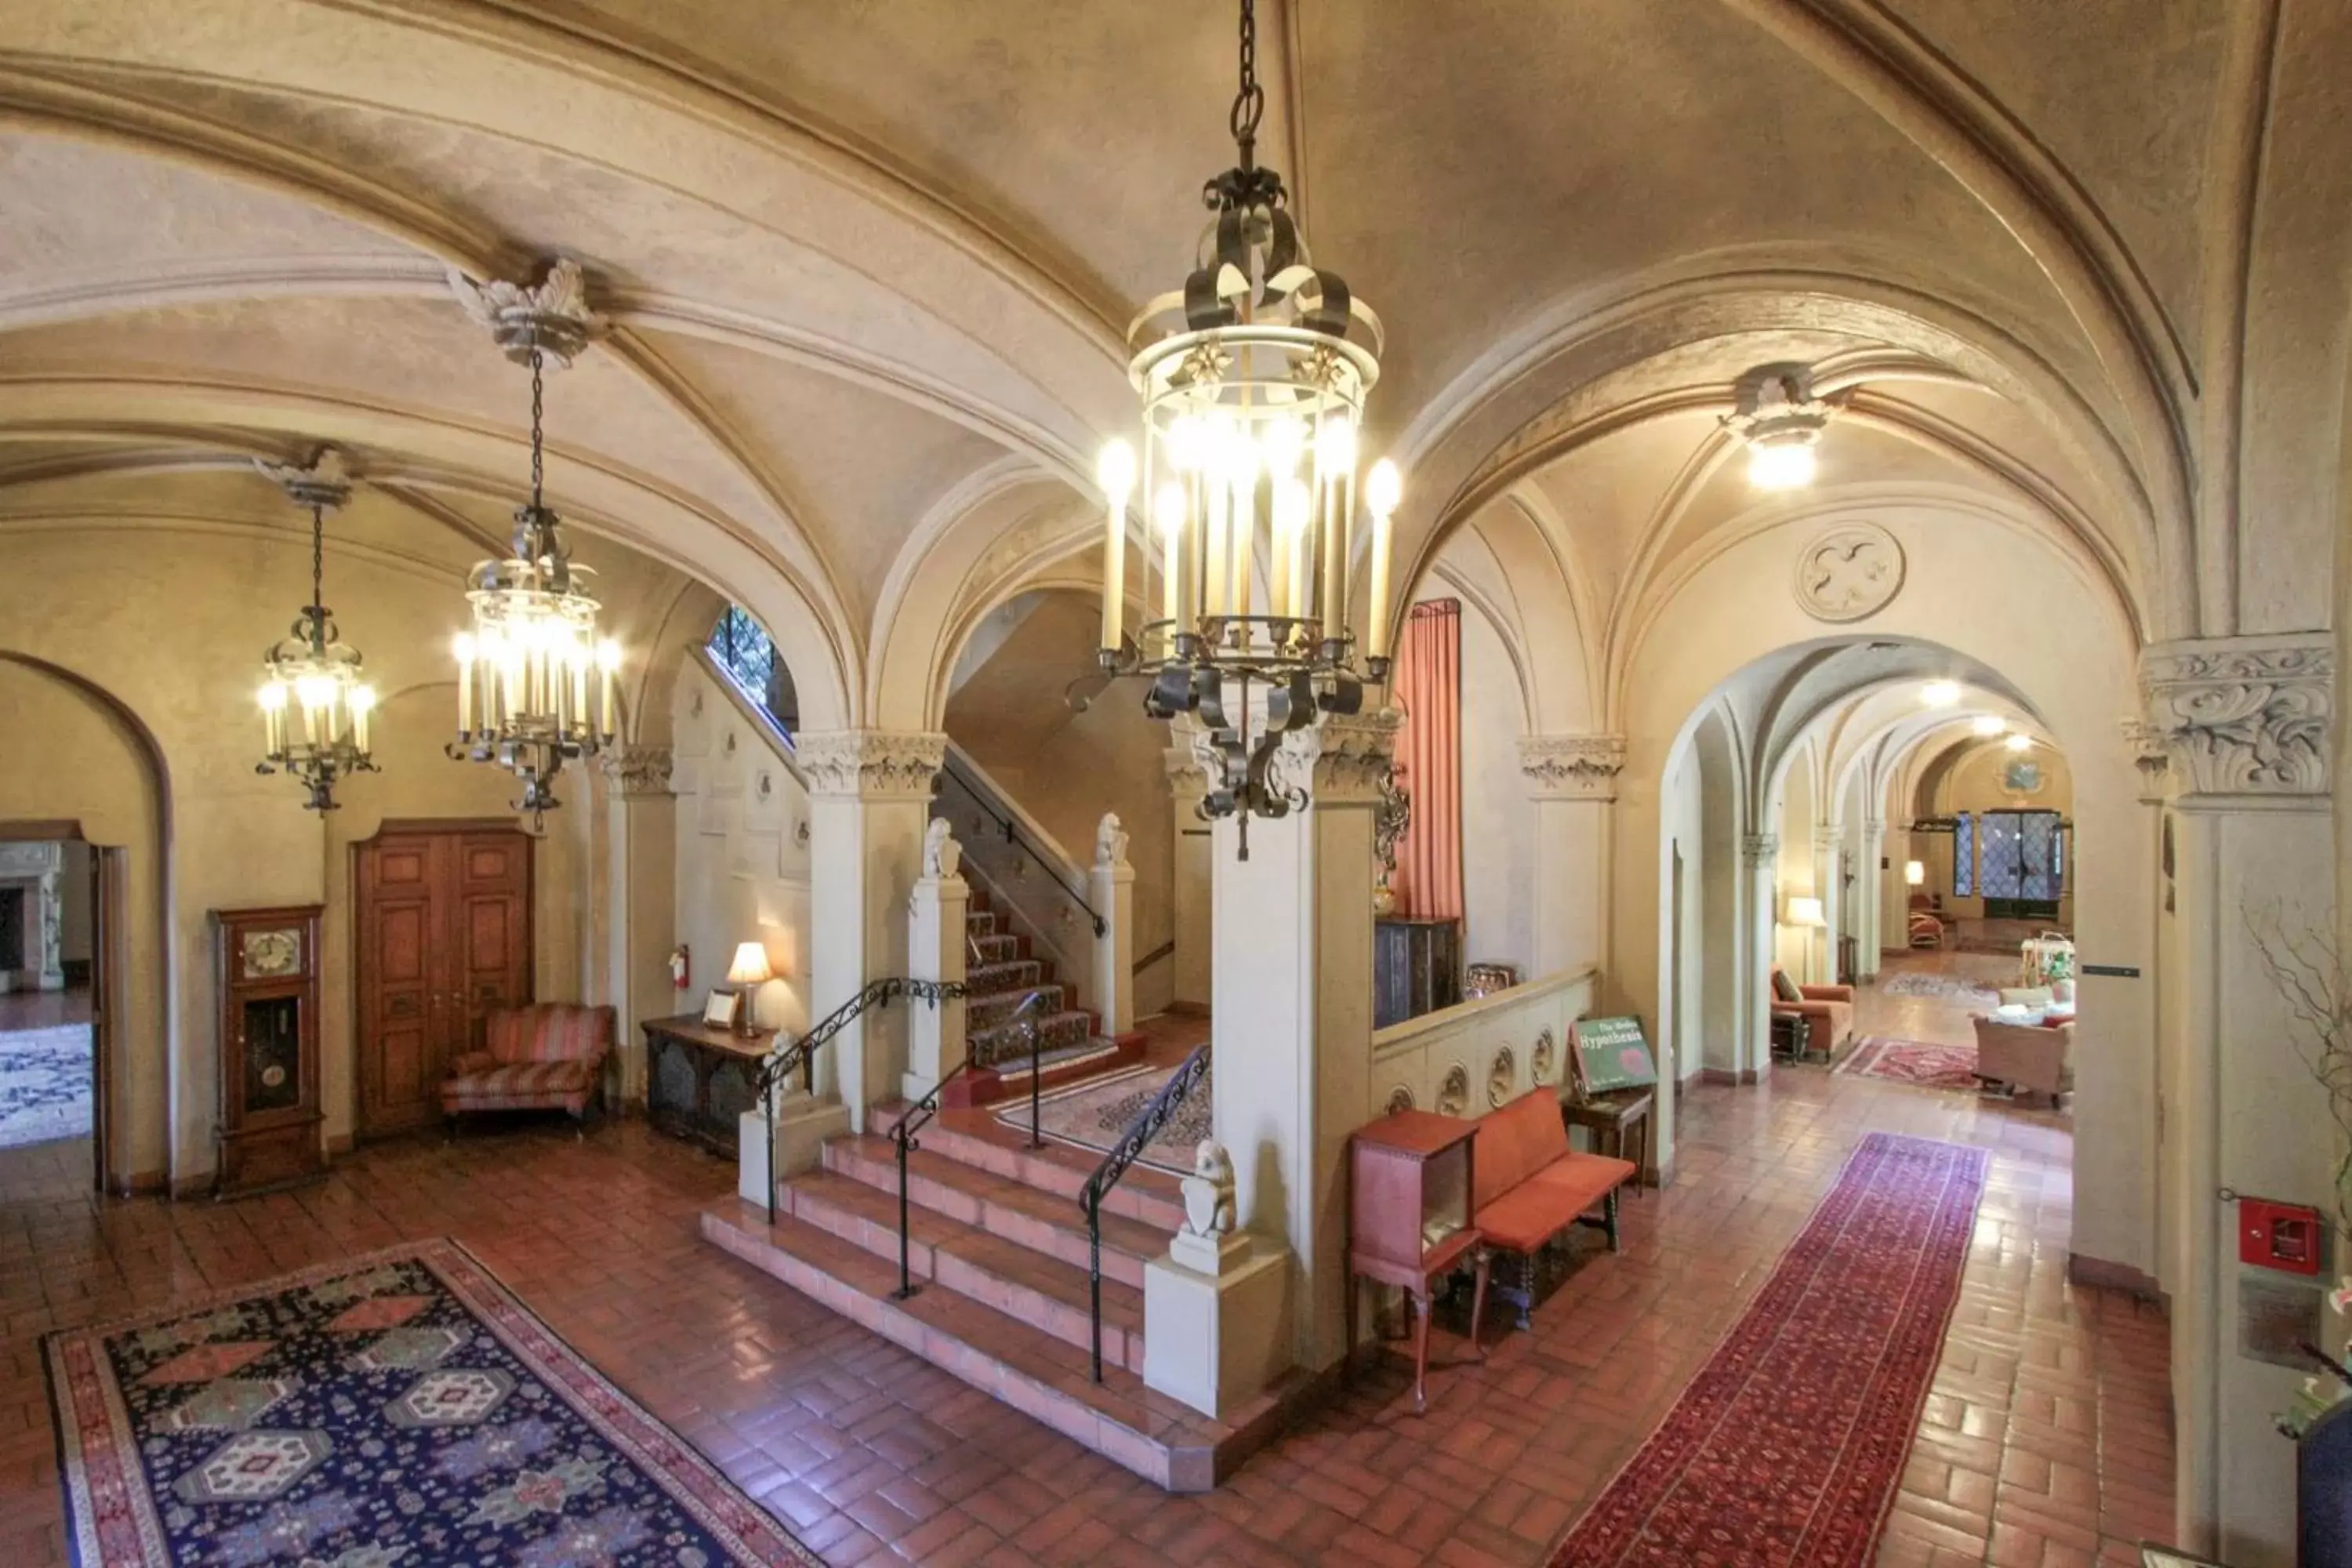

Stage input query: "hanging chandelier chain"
[
  {"left": 528, "top": 346, "right": 546, "bottom": 512},
  {"left": 308, "top": 499, "right": 327, "bottom": 652},
  {"left": 1230, "top": 0, "right": 1263, "bottom": 161}
]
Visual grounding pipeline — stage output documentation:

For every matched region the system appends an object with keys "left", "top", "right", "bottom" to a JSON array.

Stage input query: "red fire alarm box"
[{"left": 2239, "top": 1196, "right": 2323, "bottom": 1276}]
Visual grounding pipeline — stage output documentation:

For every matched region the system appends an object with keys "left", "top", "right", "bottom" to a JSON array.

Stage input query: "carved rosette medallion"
[
  {"left": 1384, "top": 1084, "right": 1415, "bottom": 1116},
  {"left": 1530, "top": 1028, "right": 1557, "bottom": 1085},
  {"left": 2140, "top": 636, "right": 2333, "bottom": 797},
  {"left": 1791, "top": 522, "right": 1904, "bottom": 623},
  {"left": 596, "top": 745, "right": 674, "bottom": 800},
  {"left": 794, "top": 731, "right": 947, "bottom": 801},
  {"left": 1518, "top": 734, "right": 1628, "bottom": 802},
  {"left": 1486, "top": 1047, "right": 1516, "bottom": 1108},
  {"left": 1436, "top": 1062, "right": 1471, "bottom": 1116}
]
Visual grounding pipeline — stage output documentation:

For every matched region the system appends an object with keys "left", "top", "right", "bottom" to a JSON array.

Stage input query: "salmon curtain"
[{"left": 1388, "top": 599, "right": 1463, "bottom": 920}]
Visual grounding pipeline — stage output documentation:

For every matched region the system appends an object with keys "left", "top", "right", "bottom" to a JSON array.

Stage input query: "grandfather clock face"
[{"left": 241, "top": 927, "right": 303, "bottom": 980}]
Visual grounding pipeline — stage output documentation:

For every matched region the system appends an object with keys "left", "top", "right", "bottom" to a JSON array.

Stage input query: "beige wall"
[{"left": 1456, "top": 594, "right": 1536, "bottom": 980}]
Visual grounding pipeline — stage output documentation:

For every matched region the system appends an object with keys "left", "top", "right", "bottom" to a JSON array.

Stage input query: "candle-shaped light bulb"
[
  {"left": 452, "top": 633, "right": 475, "bottom": 734},
  {"left": 1155, "top": 481, "right": 1185, "bottom": 627},
  {"left": 596, "top": 637, "right": 622, "bottom": 739},
  {"left": 350, "top": 684, "right": 376, "bottom": 753},
  {"left": 259, "top": 680, "right": 288, "bottom": 757},
  {"left": 1364, "top": 458, "right": 1402, "bottom": 664},
  {"left": 1097, "top": 440, "right": 1136, "bottom": 654}
]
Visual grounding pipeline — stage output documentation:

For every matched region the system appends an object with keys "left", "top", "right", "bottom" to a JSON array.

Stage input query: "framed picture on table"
[{"left": 700, "top": 989, "right": 742, "bottom": 1029}]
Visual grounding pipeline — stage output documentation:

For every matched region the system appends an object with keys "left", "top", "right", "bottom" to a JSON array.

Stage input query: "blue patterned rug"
[
  {"left": 0, "top": 1022, "right": 91, "bottom": 1149},
  {"left": 45, "top": 1239, "right": 819, "bottom": 1566}
]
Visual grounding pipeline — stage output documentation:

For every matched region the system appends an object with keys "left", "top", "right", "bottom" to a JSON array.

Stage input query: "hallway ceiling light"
[
  {"left": 254, "top": 448, "right": 376, "bottom": 812},
  {"left": 1724, "top": 363, "right": 1832, "bottom": 490},
  {"left": 447, "top": 272, "right": 621, "bottom": 828},
  {"left": 1920, "top": 681, "right": 1961, "bottom": 707},
  {"left": 1094, "top": 0, "right": 1399, "bottom": 856},
  {"left": 2005, "top": 732, "right": 2033, "bottom": 753},
  {"left": 1971, "top": 714, "right": 2007, "bottom": 736}
]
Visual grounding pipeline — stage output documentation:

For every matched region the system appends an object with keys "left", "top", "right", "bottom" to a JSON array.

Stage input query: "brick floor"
[{"left": 0, "top": 955, "right": 2173, "bottom": 1565}]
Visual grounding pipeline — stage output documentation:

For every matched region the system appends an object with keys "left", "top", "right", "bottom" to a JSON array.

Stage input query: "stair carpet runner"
[
  {"left": 702, "top": 1102, "right": 1290, "bottom": 1490},
  {"left": 963, "top": 891, "right": 1098, "bottom": 1072}
]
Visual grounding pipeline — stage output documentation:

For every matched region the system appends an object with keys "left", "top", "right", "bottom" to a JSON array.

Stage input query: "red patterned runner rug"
[
  {"left": 45, "top": 1238, "right": 819, "bottom": 1567},
  {"left": 1836, "top": 1036, "right": 1984, "bottom": 1092},
  {"left": 1547, "top": 1132, "right": 1988, "bottom": 1567}
]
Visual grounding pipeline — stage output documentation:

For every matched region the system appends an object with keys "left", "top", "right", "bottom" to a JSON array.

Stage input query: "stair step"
[
  {"left": 775, "top": 1169, "right": 1145, "bottom": 1371},
  {"left": 896, "top": 1112, "right": 1187, "bottom": 1232},
  {"left": 971, "top": 1008, "right": 1094, "bottom": 1065},
  {"left": 966, "top": 909, "right": 998, "bottom": 938},
  {"left": 969, "top": 957, "right": 1049, "bottom": 993},
  {"left": 704, "top": 1200, "right": 1294, "bottom": 1491},
  {"left": 971, "top": 931, "right": 1028, "bottom": 964},
  {"left": 824, "top": 1134, "right": 1168, "bottom": 1289},
  {"left": 968, "top": 984, "right": 1065, "bottom": 1029}
]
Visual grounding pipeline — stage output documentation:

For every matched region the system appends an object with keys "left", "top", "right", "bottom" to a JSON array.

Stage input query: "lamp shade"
[
  {"left": 725, "top": 942, "right": 773, "bottom": 986},
  {"left": 1905, "top": 860, "right": 1926, "bottom": 887},
  {"left": 1786, "top": 895, "right": 1827, "bottom": 928}
]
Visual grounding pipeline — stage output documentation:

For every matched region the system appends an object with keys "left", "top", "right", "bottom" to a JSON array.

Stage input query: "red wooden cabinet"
[{"left": 1348, "top": 1109, "right": 1487, "bottom": 1413}]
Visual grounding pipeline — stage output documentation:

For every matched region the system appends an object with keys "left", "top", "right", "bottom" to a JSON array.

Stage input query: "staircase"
[
  {"left": 701, "top": 1101, "right": 1298, "bottom": 1490},
  {"left": 949, "top": 888, "right": 1143, "bottom": 1106}
]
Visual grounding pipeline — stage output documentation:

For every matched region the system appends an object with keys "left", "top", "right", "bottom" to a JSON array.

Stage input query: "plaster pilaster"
[
  {"left": 797, "top": 730, "right": 946, "bottom": 1132},
  {"left": 2136, "top": 635, "right": 2336, "bottom": 1559},
  {"left": 1210, "top": 708, "right": 1400, "bottom": 1376},
  {"left": 1518, "top": 735, "right": 1624, "bottom": 978},
  {"left": 594, "top": 746, "right": 675, "bottom": 1109}
]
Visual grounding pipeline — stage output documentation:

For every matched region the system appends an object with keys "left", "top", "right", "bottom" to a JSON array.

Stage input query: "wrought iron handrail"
[
  {"left": 1076, "top": 1041, "right": 1210, "bottom": 1381},
  {"left": 884, "top": 989, "right": 1047, "bottom": 1298},
  {"left": 756, "top": 976, "right": 967, "bottom": 1218},
  {"left": 938, "top": 755, "right": 1106, "bottom": 937}
]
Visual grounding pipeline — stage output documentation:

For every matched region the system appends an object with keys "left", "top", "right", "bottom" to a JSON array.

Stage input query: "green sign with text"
[{"left": 1572, "top": 1015, "right": 1657, "bottom": 1094}]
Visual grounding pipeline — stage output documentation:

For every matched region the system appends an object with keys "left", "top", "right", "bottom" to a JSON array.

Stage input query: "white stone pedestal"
[
  {"left": 1142, "top": 1236, "right": 1293, "bottom": 1421},
  {"left": 902, "top": 865, "right": 968, "bottom": 1102},
  {"left": 736, "top": 1092, "right": 852, "bottom": 1205}
]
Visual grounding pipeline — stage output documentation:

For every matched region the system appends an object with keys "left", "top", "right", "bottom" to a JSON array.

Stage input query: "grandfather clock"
[{"left": 212, "top": 904, "right": 326, "bottom": 1198}]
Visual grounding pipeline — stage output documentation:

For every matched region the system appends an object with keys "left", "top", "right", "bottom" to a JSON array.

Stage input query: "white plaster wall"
[
  {"left": 670, "top": 658, "right": 813, "bottom": 1037},
  {"left": 1457, "top": 595, "right": 1536, "bottom": 981}
]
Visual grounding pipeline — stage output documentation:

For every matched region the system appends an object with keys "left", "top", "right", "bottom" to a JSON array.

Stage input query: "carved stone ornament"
[
  {"left": 1436, "top": 1062, "right": 1471, "bottom": 1116},
  {"left": 596, "top": 745, "right": 673, "bottom": 799},
  {"left": 1791, "top": 522, "right": 1904, "bottom": 623},
  {"left": 447, "top": 257, "right": 608, "bottom": 367},
  {"left": 1530, "top": 1028, "right": 1557, "bottom": 1084},
  {"left": 2140, "top": 635, "right": 2333, "bottom": 797},
  {"left": 1741, "top": 832, "right": 1781, "bottom": 869},
  {"left": 1228, "top": 706, "right": 1403, "bottom": 808},
  {"left": 1486, "top": 1046, "right": 1516, "bottom": 1108},
  {"left": 923, "top": 817, "right": 962, "bottom": 880},
  {"left": 1384, "top": 1084, "right": 1415, "bottom": 1116},
  {"left": 254, "top": 445, "right": 354, "bottom": 512},
  {"left": 1178, "top": 1142, "right": 1236, "bottom": 1240},
  {"left": 1518, "top": 734, "right": 1628, "bottom": 801},
  {"left": 794, "top": 731, "right": 946, "bottom": 801},
  {"left": 1094, "top": 811, "right": 1130, "bottom": 868}
]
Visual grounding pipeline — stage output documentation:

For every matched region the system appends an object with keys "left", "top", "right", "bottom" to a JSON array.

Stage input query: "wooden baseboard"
[
  {"left": 2067, "top": 1253, "right": 2166, "bottom": 1305},
  {"left": 119, "top": 1167, "right": 169, "bottom": 1196},
  {"left": 169, "top": 1172, "right": 213, "bottom": 1200},
  {"left": 1697, "top": 1066, "right": 1762, "bottom": 1085},
  {"left": 326, "top": 1132, "right": 356, "bottom": 1156}
]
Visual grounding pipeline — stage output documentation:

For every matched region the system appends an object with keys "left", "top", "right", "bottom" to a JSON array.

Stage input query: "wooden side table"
[
  {"left": 1348, "top": 1109, "right": 1490, "bottom": 1414},
  {"left": 643, "top": 1014, "right": 775, "bottom": 1156},
  {"left": 1566, "top": 1088, "right": 1654, "bottom": 1192}
]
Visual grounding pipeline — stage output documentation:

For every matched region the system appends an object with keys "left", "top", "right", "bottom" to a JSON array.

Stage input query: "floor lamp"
[{"left": 1787, "top": 895, "right": 1828, "bottom": 984}]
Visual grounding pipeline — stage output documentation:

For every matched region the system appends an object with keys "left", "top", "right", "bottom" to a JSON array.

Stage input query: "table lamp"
[
  {"left": 726, "top": 941, "right": 773, "bottom": 1036},
  {"left": 1904, "top": 860, "right": 1926, "bottom": 887}
]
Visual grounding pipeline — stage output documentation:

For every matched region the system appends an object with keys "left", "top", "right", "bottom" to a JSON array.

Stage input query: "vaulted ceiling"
[{"left": 0, "top": 0, "right": 2337, "bottom": 733}]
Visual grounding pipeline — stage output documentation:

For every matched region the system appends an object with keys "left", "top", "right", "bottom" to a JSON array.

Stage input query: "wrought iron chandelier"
[
  {"left": 1095, "top": 0, "right": 1402, "bottom": 854},
  {"left": 1724, "top": 362, "right": 1833, "bottom": 490},
  {"left": 447, "top": 325, "right": 620, "bottom": 826},
  {"left": 255, "top": 448, "right": 376, "bottom": 811}
]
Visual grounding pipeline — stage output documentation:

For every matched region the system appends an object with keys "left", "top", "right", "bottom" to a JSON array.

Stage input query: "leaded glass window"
[
  {"left": 706, "top": 606, "right": 797, "bottom": 737},
  {"left": 1953, "top": 813, "right": 1975, "bottom": 898}
]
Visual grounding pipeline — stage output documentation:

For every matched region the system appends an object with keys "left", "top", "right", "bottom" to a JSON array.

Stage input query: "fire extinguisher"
[{"left": 669, "top": 945, "right": 690, "bottom": 991}]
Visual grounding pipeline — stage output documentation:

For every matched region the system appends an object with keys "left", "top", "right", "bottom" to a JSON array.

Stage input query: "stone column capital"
[
  {"left": 2140, "top": 633, "right": 2332, "bottom": 797},
  {"left": 1862, "top": 816, "right": 1887, "bottom": 838},
  {"left": 597, "top": 744, "right": 674, "bottom": 800},
  {"left": 1269, "top": 706, "right": 1405, "bottom": 807},
  {"left": 1741, "top": 832, "right": 1781, "bottom": 869},
  {"left": 795, "top": 730, "right": 946, "bottom": 801},
  {"left": 1517, "top": 733, "right": 1628, "bottom": 801}
]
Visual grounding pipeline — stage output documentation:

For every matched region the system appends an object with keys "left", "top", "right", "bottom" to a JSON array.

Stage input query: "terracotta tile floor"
[{"left": 1, "top": 960, "right": 2172, "bottom": 1566}]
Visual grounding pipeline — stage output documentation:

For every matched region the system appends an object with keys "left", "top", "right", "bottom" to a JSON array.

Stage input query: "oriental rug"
[
  {"left": 1835, "top": 1036, "right": 1984, "bottom": 1093},
  {"left": 993, "top": 1061, "right": 1211, "bottom": 1176},
  {"left": 1875, "top": 971, "right": 2002, "bottom": 1010},
  {"left": 44, "top": 1239, "right": 819, "bottom": 1567},
  {"left": 1547, "top": 1132, "right": 1988, "bottom": 1568},
  {"left": 0, "top": 1023, "right": 92, "bottom": 1149}
]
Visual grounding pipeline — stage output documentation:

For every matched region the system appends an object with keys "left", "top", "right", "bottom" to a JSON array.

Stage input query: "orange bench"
[{"left": 1472, "top": 1089, "right": 1636, "bottom": 1327}]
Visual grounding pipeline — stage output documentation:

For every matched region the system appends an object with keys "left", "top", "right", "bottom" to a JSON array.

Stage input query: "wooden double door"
[{"left": 355, "top": 824, "right": 533, "bottom": 1136}]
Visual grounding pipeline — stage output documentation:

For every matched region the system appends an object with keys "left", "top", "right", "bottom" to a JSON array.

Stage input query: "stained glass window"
[{"left": 1953, "top": 813, "right": 1975, "bottom": 898}]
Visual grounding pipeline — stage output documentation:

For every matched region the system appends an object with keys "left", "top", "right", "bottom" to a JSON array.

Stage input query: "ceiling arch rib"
[{"left": 0, "top": 371, "right": 860, "bottom": 728}]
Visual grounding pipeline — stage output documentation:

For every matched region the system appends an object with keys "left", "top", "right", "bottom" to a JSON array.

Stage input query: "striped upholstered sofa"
[{"left": 441, "top": 1003, "right": 614, "bottom": 1131}]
